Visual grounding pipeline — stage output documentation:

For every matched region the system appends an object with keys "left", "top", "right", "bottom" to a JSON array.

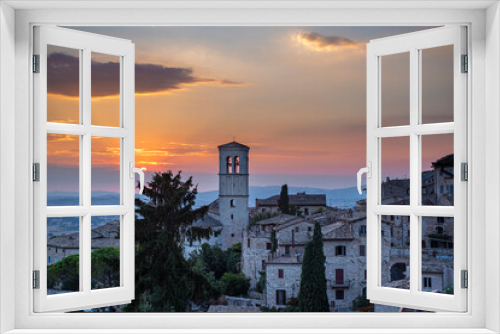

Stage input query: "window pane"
[
  {"left": 381, "top": 215, "right": 410, "bottom": 290},
  {"left": 91, "top": 216, "right": 121, "bottom": 290},
  {"left": 381, "top": 137, "right": 410, "bottom": 205},
  {"left": 421, "top": 45, "right": 454, "bottom": 124},
  {"left": 91, "top": 137, "right": 121, "bottom": 205},
  {"left": 91, "top": 53, "right": 121, "bottom": 127},
  {"left": 381, "top": 52, "right": 410, "bottom": 127},
  {"left": 47, "top": 134, "right": 80, "bottom": 206},
  {"left": 421, "top": 134, "right": 454, "bottom": 206},
  {"left": 421, "top": 216, "right": 454, "bottom": 294},
  {"left": 47, "top": 217, "right": 80, "bottom": 294},
  {"left": 47, "top": 45, "right": 80, "bottom": 124}
]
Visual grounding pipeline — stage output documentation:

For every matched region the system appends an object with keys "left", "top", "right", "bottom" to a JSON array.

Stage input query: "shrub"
[{"left": 220, "top": 272, "right": 250, "bottom": 297}]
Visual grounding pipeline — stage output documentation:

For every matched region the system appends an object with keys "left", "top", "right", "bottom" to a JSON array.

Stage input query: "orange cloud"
[{"left": 296, "top": 31, "right": 363, "bottom": 53}]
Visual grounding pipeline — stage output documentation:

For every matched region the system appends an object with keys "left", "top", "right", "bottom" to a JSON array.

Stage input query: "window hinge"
[
  {"left": 461, "top": 270, "right": 468, "bottom": 289},
  {"left": 461, "top": 162, "right": 468, "bottom": 181},
  {"left": 461, "top": 54, "right": 468, "bottom": 73},
  {"left": 33, "top": 163, "right": 40, "bottom": 182},
  {"left": 33, "top": 270, "right": 40, "bottom": 289},
  {"left": 33, "top": 54, "right": 40, "bottom": 73}
]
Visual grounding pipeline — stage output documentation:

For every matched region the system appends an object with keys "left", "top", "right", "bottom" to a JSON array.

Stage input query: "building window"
[
  {"left": 364, "top": 270, "right": 367, "bottom": 280},
  {"left": 437, "top": 217, "right": 445, "bottom": 224},
  {"left": 278, "top": 269, "right": 284, "bottom": 278},
  {"left": 335, "top": 268, "right": 344, "bottom": 284},
  {"left": 362, "top": 287, "right": 367, "bottom": 296},
  {"left": 423, "top": 277, "right": 432, "bottom": 288},
  {"left": 436, "top": 226, "right": 444, "bottom": 235},
  {"left": 360, "top": 225, "right": 367, "bottom": 236},
  {"left": 335, "top": 245, "right": 346, "bottom": 256},
  {"left": 230, "top": 199, "right": 235, "bottom": 207},
  {"left": 295, "top": 226, "right": 299, "bottom": 232},
  {"left": 276, "top": 290, "right": 286, "bottom": 305},
  {"left": 335, "top": 290, "right": 344, "bottom": 300},
  {"left": 308, "top": 226, "right": 312, "bottom": 232},
  {"left": 231, "top": 214, "right": 234, "bottom": 219},
  {"left": 55, "top": 256, "right": 58, "bottom": 263},
  {"left": 304, "top": 208, "right": 309, "bottom": 215},
  {"left": 266, "top": 243, "right": 272, "bottom": 250},
  {"left": 47, "top": 256, "right": 51, "bottom": 264},
  {"left": 231, "top": 233, "right": 235, "bottom": 238},
  {"left": 285, "top": 246, "right": 291, "bottom": 257},
  {"left": 359, "top": 244, "right": 366, "bottom": 256},
  {"left": 247, "top": 238, "right": 250, "bottom": 248},
  {"left": 234, "top": 156, "right": 240, "bottom": 174}
]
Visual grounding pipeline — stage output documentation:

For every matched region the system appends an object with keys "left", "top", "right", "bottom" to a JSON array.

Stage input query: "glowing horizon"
[{"left": 47, "top": 26, "right": 454, "bottom": 193}]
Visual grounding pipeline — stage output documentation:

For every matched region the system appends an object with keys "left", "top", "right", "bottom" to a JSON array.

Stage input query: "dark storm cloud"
[{"left": 47, "top": 53, "right": 245, "bottom": 97}]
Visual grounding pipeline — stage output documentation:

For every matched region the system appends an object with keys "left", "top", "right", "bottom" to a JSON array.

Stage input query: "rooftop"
[
  {"left": 218, "top": 141, "right": 250, "bottom": 151},
  {"left": 256, "top": 192, "right": 327, "bottom": 207}
]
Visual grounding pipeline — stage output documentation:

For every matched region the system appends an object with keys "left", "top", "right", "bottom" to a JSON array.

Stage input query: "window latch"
[
  {"left": 129, "top": 162, "right": 145, "bottom": 194},
  {"left": 357, "top": 162, "right": 371, "bottom": 195}
]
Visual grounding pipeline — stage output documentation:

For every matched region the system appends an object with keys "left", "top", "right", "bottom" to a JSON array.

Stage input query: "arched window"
[
  {"left": 234, "top": 156, "right": 240, "bottom": 174},
  {"left": 226, "top": 156, "right": 232, "bottom": 174},
  {"left": 436, "top": 226, "right": 444, "bottom": 235},
  {"left": 230, "top": 199, "right": 235, "bottom": 207}
]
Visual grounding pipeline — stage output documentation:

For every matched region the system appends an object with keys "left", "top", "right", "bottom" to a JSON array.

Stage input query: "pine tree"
[
  {"left": 279, "top": 184, "right": 290, "bottom": 214},
  {"left": 297, "top": 222, "right": 329, "bottom": 312},
  {"left": 125, "top": 171, "right": 219, "bottom": 312}
]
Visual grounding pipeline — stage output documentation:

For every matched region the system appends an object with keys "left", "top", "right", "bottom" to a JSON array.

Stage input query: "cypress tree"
[
  {"left": 279, "top": 184, "right": 290, "bottom": 214},
  {"left": 297, "top": 222, "right": 329, "bottom": 312},
  {"left": 270, "top": 229, "right": 277, "bottom": 253}
]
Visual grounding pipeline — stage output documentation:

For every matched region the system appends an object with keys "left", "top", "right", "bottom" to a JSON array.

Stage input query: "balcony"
[{"left": 329, "top": 279, "right": 351, "bottom": 289}]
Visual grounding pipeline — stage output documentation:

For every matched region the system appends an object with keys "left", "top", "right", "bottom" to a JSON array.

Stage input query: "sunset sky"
[{"left": 47, "top": 26, "right": 454, "bottom": 193}]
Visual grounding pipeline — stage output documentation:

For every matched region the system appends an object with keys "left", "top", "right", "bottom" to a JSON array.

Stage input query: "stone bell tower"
[{"left": 218, "top": 141, "right": 249, "bottom": 249}]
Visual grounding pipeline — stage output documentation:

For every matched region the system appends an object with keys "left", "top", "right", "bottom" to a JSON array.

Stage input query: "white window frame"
[
  {"left": 33, "top": 26, "right": 136, "bottom": 313},
  {"left": 0, "top": 1, "right": 499, "bottom": 333},
  {"left": 365, "top": 26, "right": 467, "bottom": 312}
]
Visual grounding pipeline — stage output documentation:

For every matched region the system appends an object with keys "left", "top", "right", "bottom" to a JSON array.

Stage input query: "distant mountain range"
[{"left": 48, "top": 186, "right": 365, "bottom": 209}]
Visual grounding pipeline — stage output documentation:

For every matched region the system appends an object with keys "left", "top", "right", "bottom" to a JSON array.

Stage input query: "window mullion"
[
  {"left": 81, "top": 47, "right": 92, "bottom": 294},
  {"left": 409, "top": 47, "right": 420, "bottom": 295}
]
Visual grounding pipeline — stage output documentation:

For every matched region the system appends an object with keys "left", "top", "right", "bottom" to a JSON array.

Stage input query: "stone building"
[
  {"left": 47, "top": 220, "right": 120, "bottom": 265},
  {"left": 255, "top": 192, "right": 327, "bottom": 216},
  {"left": 264, "top": 213, "right": 392, "bottom": 311}
]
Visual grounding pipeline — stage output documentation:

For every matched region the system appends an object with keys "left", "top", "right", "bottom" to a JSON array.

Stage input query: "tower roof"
[{"left": 218, "top": 141, "right": 250, "bottom": 150}]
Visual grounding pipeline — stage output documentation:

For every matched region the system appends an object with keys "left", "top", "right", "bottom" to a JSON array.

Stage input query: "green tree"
[
  {"left": 279, "top": 184, "right": 290, "bottom": 214},
  {"left": 256, "top": 270, "right": 266, "bottom": 293},
  {"left": 47, "top": 254, "right": 79, "bottom": 291},
  {"left": 226, "top": 242, "right": 242, "bottom": 274},
  {"left": 270, "top": 230, "right": 277, "bottom": 253},
  {"left": 125, "top": 171, "right": 220, "bottom": 312},
  {"left": 91, "top": 247, "right": 120, "bottom": 289},
  {"left": 352, "top": 293, "right": 372, "bottom": 312},
  {"left": 297, "top": 222, "right": 329, "bottom": 312},
  {"left": 220, "top": 272, "right": 250, "bottom": 297}
]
